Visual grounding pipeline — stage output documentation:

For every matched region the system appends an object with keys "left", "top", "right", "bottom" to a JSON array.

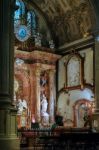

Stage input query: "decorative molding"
[
  {"left": 15, "top": 49, "right": 61, "bottom": 65},
  {"left": 57, "top": 35, "right": 94, "bottom": 54}
]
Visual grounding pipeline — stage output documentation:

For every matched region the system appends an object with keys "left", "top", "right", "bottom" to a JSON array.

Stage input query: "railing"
[{"left": 19, "top": 127, "right": 99, "bottom": 150}]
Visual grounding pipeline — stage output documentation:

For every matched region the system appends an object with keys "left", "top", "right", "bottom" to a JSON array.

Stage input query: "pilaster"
[
  {"left": 0, "top": 107, "right": 19, "bottom": 150},
  {"left": 34, "top": 67, "right": 41, "bottom": 122},
  {"left": 92, "top": 31, "right": 99, "bottom": 130}
]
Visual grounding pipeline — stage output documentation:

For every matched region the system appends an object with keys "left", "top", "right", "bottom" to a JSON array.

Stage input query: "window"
[
  {"left": 27, "top": 11, "right": 37, "bottom": 36},
  {"left": 14, "top": 0, "right": 25, "bottom": 26},
  {"left": 14, "top": 0, "right": 38, "bottom": 40}
]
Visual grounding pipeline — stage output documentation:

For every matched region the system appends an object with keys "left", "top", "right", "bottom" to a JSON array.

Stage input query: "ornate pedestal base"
[{"left": 41, "top": 115, "right": 49, "bottom": 126}]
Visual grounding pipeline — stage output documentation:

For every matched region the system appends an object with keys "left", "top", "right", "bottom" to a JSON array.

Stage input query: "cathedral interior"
[{"left": 1, "top": 0, "right": 99, "bottom": 149}]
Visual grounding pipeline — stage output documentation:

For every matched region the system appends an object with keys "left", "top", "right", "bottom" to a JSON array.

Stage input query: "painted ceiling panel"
[{"left": 28, "top": 0, "right": 96, "bottom": 48}]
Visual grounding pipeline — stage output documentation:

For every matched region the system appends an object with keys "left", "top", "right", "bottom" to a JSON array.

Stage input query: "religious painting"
[
  {"left": 65, "top": 53, "right": 84, "bottom": 89},
  {"left": 67, "top": 56, "right": 80, "bottom": 86}
]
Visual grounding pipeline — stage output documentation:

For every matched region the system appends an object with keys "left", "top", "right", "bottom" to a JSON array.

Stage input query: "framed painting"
[{"left": 65, "top": 53, "right": 84, "bottom": 89}]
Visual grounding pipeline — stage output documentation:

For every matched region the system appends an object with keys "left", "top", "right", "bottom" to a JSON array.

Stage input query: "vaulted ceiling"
[{"left": 28, "top": 0, "right": 96, "bottom": 49}]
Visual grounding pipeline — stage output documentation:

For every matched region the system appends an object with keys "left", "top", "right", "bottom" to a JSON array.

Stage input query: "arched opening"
[{"left": 73, "top": 99, "right": 93, "bottom": 127}]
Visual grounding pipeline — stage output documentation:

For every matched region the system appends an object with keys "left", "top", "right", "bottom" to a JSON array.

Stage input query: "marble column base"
[
  {"left": 0, "top": 137, "right": 20, "bottom": 150},
  {"left": 0, "top": 107, "right": 20, "bottom": 150},
  {"left": 41, "top": 115, "right": 49, "bottom": 126}
]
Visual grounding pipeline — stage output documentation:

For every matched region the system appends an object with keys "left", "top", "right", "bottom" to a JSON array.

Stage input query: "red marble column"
[
  {"left": 36, "top": 68, "right": 41, "bottom": 122},
  {"left": 31, "top": 66, "right": 41, "bottom": 123},
  {"left": 48, "top": 70, "right": 56, "bottom": 124}
]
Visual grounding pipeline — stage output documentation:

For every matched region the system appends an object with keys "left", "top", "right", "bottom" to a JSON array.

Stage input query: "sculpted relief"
[{"left": 41, "top": 94, "right": 49, "bottom": 117}]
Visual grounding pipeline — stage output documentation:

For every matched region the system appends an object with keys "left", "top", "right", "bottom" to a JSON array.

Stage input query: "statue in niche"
[
  {"left": 40, "top": 76, "right": 47, "bottom": 86},
  {"left": 17, "top": 96, "right": 28, "bottom": 127},
  {"left": 41, "top": 94, "right": 49, "bottom": 116},
  {"left": 17, "top": 97, "right": 27, "bottom": 115},
  {"left": 40, "top": 71, "right": 48, "bottom": 87},
  {"left": 41, "top": 94, "right": 49, "bottom": 126}
]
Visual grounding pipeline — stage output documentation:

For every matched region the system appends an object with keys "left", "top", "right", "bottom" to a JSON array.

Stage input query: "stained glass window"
[
  {"left": 14, "top": 0, "right": 38, "bottom": 41},
  {"left": 14, "top": 0, "right": 25, "bottom": 26},
  {"left": 27, "top": 11, "right": 37, "bottom": 36}
]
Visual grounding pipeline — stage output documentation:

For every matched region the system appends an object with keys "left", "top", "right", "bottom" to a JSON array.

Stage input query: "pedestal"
[
  {"left": 41, "top": 115, "right": 49, "bottom": 126},
  {"left": 0, "top": 107, "right": 20, "bottom": 150}
]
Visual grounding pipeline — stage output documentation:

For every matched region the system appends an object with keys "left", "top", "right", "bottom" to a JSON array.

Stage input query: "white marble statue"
[
  {"left": 41, "top": 94, "right": 49, "bottom": 116},
  {"left": 22, "top": 99, "right": 27, "bottom": 109},
  {"left": 17, "top": 99, "right": 27, "bottom": 115}
]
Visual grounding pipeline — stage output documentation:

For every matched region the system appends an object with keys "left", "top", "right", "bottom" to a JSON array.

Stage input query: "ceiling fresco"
[{"left": 30, "top": 0, "right": 96, "bottom": 48}]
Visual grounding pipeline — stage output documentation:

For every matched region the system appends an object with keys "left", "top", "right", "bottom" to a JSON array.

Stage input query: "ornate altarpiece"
[{"left": 14, "top": 49, "right": 61, "bottom": 128}]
